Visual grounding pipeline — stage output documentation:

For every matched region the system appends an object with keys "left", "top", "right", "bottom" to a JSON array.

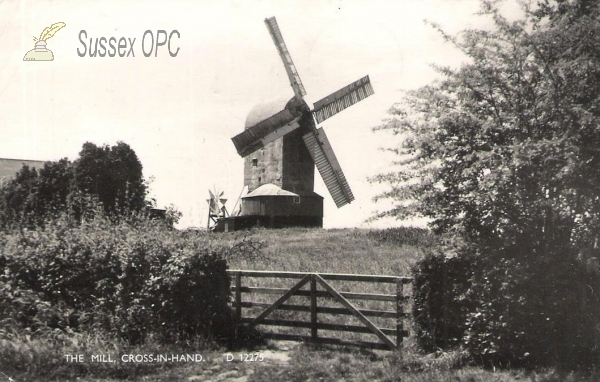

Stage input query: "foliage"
[
  {"left": 0, "top": 212, "right": 234, "bottom": 346},
  {"left": 74, "top": 141, "right": 147, "bottom": 216},
  {"left": 2, "top": 227, "right": 599, "bottom": 381},
  {"left": 463, "top": 249, "right": 600, "bottom": 369},
  {"left": 0, "top": 329, "right": 180, "bottom": 381},
  {"left": 372, "top": 0, "right": 600, "bottom": 369},
  {"left": 0, "top": 159, "right": 73, "bottom": 227},
  {"left": 412, "top": 247, "right": 600, "bottom": 369},
  {"left": 164, "top": 204, "right": 183, "bottom": 226},
  {"left": 0, "top": 141, "right": 151, "bottom": 228},
  {"left": 371, "top": 0, "right": 600, "bottom": 251},
  {"left": 411, "top": 252, "right": 475, "bottom": 353}
]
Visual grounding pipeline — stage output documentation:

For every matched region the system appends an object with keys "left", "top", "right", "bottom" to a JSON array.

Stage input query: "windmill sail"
[
  {"left": 303, "top": 128, "right": 354, "bottom": 208},
  {"left": 232, "top": 110, "right": 301, "bottom": 157},
  {"left": 265, "top": 17, "right": 307, "bottom": 99},
  {"left": 312, "top": 76, "right": 374, "bottom": 123},
  {"left": 208, "top": 190, "right": 220, "bottom": 215}
]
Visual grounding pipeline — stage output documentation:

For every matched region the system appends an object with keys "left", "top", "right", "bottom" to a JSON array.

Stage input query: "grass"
[
  {"left": 0, "top": 328, "right": 217, "bottom": 382},
  {"left": 249, "top": 347, "right": 514, "bottom": 382},
  {"left": 225, "top": 227, "right": 423, "bottom": 347},
  {"left": 222, "top": 227, "right": 599, "bottom": 382},
  {"left": 228, "top": 227, "right": 425, "bottom": 275},
  {"left": 2, "top": 226, "right": 599, "bottom": 381}
]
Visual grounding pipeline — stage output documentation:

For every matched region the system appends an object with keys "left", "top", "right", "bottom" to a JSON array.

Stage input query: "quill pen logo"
[{"left": 23, "top": 22, "right": 66, "bottom": 61}]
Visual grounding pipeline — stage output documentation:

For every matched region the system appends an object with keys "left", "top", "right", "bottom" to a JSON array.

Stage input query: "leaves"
[
  {"left": 384, "top": 1, "right": 600, "bottom": 368},
  {"left": 371, "top": 0, "right": 600, "bottom": 250},
  {"left": 0, "top": 213, "right": 235, "bottom": 345},
  {"left": 0, "top": 142, "right": 150, "bottom": 228}
]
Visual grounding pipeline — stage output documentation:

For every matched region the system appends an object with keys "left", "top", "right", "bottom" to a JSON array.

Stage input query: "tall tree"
[
  {"left": 371, "top": 0, "right": 600, "bottom": 255},
  {"left": 0, "top": 159, "right": 74, "bottom": 226},
  {"left": 0, "top": 142, "right": 148, "bottom": 226},
  {"left": 373, "top": 1, "right": 600, "bottom": 366},
  {"left": 74, "top": 142, "right": 147, "bottom": 215}
]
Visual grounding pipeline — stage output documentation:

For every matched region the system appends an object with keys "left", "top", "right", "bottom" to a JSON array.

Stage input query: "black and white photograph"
[{"left": 0, "top": 0, "right": 599, "bottom": 380}]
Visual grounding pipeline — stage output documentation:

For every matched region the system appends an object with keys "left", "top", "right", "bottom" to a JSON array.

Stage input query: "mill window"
[{"left": 252, "top": 158, "right": 258, "bottom": 167}]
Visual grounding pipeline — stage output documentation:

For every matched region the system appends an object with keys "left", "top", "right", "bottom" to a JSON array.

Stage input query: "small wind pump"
[{"left": 206, "top": 187, "right": 229, "bottom": 230}]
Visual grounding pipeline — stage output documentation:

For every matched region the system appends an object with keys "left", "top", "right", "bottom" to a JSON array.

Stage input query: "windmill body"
[
  {"left": 217, "top": 16, "right": 374, "bottom": 231},
  {"left": 238, "top": 96, "right": 325, "bottom": 228},
  {"left": 242, "top": 97, "right": 314, "bottom": 194}
]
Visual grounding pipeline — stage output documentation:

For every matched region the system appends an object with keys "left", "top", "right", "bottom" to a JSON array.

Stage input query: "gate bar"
[
  {"left": 315, "top": 274, "right": 396, "bottom": 349},
  {"left": 251, "top": 274, "right": 311, "bottom": 325}
]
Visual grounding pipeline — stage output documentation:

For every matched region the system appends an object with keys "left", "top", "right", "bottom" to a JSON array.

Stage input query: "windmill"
[
  {"left": 206, "top": 187, "right": 229, "bottom": 230},
  {"left": 230, "top": 16, "right": 374, "bottom": 229}
]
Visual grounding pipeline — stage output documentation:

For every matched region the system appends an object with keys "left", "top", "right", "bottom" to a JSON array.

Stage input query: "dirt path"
[{"left": 184, "top": 342, "right": 298, "bottom": 382}]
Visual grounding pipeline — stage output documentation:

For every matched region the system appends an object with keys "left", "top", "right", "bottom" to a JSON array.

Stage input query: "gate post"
[
  {"left": 310, "top": 274, "right": 318, "bottom": 342},
  {"left": 396, "top": 278, "right": 404, "bottom": 350},
  {"left": 235, "top": 271, "right": 242, "bottom": 323}
]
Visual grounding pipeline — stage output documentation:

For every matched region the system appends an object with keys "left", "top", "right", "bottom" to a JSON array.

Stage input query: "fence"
[{"left": 228, "top": 270, "right": 412, "bottom": 350}]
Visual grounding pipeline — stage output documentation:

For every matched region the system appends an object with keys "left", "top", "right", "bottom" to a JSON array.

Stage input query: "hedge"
[{"left": 0, "top": 214, "right": 237, "bottom": 345}]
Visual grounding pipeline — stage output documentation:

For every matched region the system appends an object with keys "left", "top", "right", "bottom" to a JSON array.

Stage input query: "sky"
[{"left": 0, "top": 0, "right": 522, "bottom": 229}]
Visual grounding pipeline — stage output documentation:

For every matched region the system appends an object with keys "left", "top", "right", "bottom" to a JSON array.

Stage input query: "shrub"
[
  {"left": 411, "top": 251, "right": 475, "bottom": 352},
  {"left": 412, "top": 246, "right": 600, "bottom": 370},
  {"left": 463, "top": 249, "right": 600, "bottom": 369},
  {"left": 0, "top": 213, "right": 234, "bottom": 346}
]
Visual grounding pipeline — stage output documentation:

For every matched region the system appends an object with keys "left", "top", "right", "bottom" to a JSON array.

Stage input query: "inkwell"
[{"left": 23, "top": 22, "right": 66, "bottom": 61}]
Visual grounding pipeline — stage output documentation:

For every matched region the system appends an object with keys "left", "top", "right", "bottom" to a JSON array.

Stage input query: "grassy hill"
[
  {"left": 224, "top": 227, "right": 432, "bottom": 275},
  {"left": 224, "top": 227, "right": 427, "bottom": 352},
  {"left": 2, "top": 226, "right": 594, "bottom": 382}
]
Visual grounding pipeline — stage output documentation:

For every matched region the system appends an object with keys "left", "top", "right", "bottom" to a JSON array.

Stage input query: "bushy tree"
[
  {"left": 0, "top": 142, "right": 149, "bottom": 227},
  {"left": 373, "top": 0, "right": 600, "bottom": 252},
  {"left": 0, "top": 159, "right": 73, "bottom": 226},
  {"left": 372, "top": 0, "right": 600, "bottom": 368},
  {"left": 74, "top": 141, "right": 147, "bottom": 215}
]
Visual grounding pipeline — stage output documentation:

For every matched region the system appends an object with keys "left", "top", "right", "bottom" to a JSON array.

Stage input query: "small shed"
[{"left": 236, "top": 183, "right": 323, "bottom": 229}]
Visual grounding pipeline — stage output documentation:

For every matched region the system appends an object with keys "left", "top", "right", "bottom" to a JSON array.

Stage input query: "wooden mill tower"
[{"left": 220, "top": 16, "right": 375, "bottom": 231}]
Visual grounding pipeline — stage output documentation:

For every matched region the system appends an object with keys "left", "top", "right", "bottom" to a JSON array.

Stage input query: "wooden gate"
[{"left": 228, "top": 270, "right": 411, "bottom": 350}]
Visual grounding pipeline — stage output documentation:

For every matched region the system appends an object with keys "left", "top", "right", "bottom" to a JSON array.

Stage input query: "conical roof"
[{"left": 242, "top": 183, "right": 299, "bottom": 198}]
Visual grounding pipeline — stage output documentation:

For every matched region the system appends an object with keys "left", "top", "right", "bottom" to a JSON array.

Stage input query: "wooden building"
[
  {"left": 222, "top": 17, "right": 374, "bottom": 231},
  {"left": 0, "top": 158, "right": 46, "bottom": 187},
  {"left": 235, "top": 98, "right": 324, "bottom": 230}
]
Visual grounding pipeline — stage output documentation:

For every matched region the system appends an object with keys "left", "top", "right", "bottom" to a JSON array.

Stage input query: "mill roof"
[
  {"left": 244, "top": 97, "right": 291, "bottom": 128},
  {"left": 243, "top": 183, "right": 299, "bottom": 198},
  {"left": 242, "top": 183, "right": 324, "bottom": 199}
]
